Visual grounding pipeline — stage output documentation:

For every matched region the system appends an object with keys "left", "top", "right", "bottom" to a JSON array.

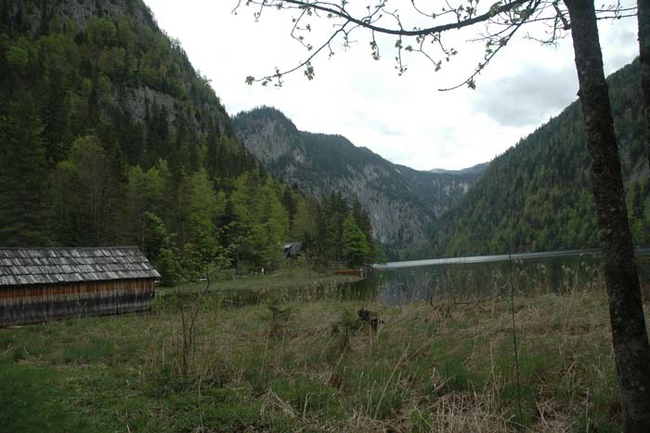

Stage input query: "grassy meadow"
[{"left": 0, "top": 266, "right": 643, "bottom": 432}]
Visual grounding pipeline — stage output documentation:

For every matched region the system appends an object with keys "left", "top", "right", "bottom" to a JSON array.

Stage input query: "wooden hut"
[
  {"left": 0, "top": 247, "right": 160, "bottom": 327},
  {"left": 283, "top": 242, "right": 303, "bottom": 259}
]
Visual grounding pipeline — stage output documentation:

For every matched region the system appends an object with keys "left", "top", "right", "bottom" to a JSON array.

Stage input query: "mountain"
[
  {"left": 233, "top": 107, "right": 487, "bottom": 247},
  {"left": 0, "top": 0, "right": 374, "bottom": 278},
  {"left": 1, "top": 0, "right": 241, "bottom": 149},
  {"left": 0, "top": 0, "right": 253, "bottom": 242},
  {"left": 429, "top": 59, "right": 649, "bottom": 257},
  {"left": 429, "top": 163, "right": 490, "bottom": 175}
]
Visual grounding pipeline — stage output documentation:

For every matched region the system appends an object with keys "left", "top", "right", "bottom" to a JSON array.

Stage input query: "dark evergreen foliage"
[
  {"left": 0, "top": 0, "right": 376, "bottom": 280},
  {"left": 430, "top": 59, "right": 649, "bottom": 257}
]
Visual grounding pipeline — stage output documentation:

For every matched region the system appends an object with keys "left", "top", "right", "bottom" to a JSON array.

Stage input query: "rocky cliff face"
[
  {"left": 3, "top": 0, "right": 148, "bottom": 31},
  {"left": 3, "top": 0, "right": 234, "bottom": 139},
  {"left": 234, "top": 107, "right": 487, "bottom": 246}
]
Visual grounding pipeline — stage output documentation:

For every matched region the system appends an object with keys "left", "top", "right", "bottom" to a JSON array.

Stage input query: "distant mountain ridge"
[
  {"left": 429, "top": 163, "right": 490, "bottom": 175},
  {"left": 233, "top": 107, "right": 488, "bottom": 246},
  {"left": 429, "top": 59, "right": 650, "bottom": 257}
]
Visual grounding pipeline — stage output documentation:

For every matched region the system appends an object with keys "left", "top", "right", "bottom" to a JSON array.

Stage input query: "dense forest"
[
  {"left": 0, "top": 0, "right": 376, "bottom": 282},
  {"left": 426, "top": 59, "right": 650, "bottom": 257}
]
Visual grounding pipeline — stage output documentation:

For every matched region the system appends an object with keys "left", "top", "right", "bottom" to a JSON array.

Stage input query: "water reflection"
[{"left": 371, "top": 249, "right": 650, "bottom": 306}]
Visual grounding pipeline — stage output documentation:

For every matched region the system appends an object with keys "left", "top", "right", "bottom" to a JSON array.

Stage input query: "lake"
[
  {"left": 184, "top": 249, "right": 650, "bottom": 308},
  {"left": 368, "top": 248, "right": 650, "bottom": 306}
]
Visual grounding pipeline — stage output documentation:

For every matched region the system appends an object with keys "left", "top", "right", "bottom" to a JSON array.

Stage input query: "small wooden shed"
[
  {"left": 283, "top": 242, "right": 303, "bottom": 259},
  {"left": 0, "top": 247, "right": 160, "bottom": 327}
]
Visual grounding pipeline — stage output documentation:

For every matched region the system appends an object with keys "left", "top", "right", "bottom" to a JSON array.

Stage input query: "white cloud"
[
  {"left": 144, "top": 0, "right": 640, "bottom": 171},
  {"left": 474, "top": 66, "right": 578, "bottom": 127}
]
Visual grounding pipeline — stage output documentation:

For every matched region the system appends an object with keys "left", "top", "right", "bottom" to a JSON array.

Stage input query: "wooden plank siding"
[
  {"left": 0, "top": 247, "right": 160, "bottom": 327},
  {"left": 0, "top": 278, "right": 155, "bottom": 327}
]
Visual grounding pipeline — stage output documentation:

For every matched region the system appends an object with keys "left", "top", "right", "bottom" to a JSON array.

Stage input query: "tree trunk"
[
  {"left": 564, "top": 1, "right": 650, "bottom": 431},
  {"left": 639, "top": 0, "right": 650, "bottom": 167}
]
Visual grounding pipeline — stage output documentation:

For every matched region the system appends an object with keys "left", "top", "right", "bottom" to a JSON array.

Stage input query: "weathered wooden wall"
[{"left": 0, "top": 279, "right": 155, "bottom": 327}]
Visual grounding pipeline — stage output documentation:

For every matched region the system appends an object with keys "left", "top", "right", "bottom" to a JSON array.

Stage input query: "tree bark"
[
  {"left": 564, "top": 1, "right": 650, "bottom": 431},
  {"left": 639, "top": 0, "right": 650, "bottom": 167}
]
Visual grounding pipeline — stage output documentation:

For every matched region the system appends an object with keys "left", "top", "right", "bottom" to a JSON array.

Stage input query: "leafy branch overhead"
[{"left": 235, "top": 0, "right": 635, "bottom": 90}]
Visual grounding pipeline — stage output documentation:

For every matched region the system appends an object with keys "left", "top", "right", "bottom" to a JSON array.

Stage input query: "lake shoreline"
[
  {"left": 156, "top": 266, "right": 364, "bottom": 297},
  {"left": 377, "top": 247, "right": 650, "bottom": 269}
]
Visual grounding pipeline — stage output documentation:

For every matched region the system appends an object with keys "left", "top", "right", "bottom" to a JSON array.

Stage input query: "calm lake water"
[
  {"left": 367, "top": 248, "right": 650, "bottom": 306},
  {"left": 169, "top": 249, "right": 650, "bottom": 308}
]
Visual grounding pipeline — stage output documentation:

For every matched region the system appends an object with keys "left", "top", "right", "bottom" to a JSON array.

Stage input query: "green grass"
[
  {"left": 0, "top": 363, "right": 91, "bottom": 433},
  {"left": 157, "top": 266, "right": 363, "bottom": 296},
  {"left": 0, "top": 270, "right": 637, "bottom": 432}
]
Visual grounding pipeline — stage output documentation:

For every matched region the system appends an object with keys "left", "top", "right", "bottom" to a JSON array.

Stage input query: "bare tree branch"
[
  {"left": 240, "top": 0, "right": 533, "bottom": 37},
  {"left": 238, "top": 0, "right": 635, "bottom": 89}
]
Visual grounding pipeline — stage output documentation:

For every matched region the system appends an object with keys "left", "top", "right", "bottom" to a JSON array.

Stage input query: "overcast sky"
[{"left": 143, "top": 1, "right": 639, "bottom": 171}]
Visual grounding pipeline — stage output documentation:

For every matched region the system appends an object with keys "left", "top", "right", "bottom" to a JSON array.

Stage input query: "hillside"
[
  {"left": 0, "top": 0, "right": 378, "bottom": 278},
  {"left": 233, "top": 107, "right": 487, "bottom": 247},
  {"left": 430, "top": 59, "right": 649, "bottom": 257}
]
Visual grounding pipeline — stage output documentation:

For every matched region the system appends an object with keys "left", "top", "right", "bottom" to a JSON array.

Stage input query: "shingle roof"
[{"left": 0, "top": 247, "right": 160, "bottom": 286}]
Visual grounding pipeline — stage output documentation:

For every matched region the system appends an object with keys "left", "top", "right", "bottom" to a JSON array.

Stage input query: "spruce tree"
[
  {"left": 342, "top": 214, "right": 369, "bottom": 267},
  {"left": 0, "top": 94, "right": 48, "bottom": 246}
]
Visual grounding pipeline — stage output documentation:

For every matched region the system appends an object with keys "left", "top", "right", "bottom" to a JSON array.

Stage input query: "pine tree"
[
  {"left": 342, "top": 214, "right": 369, "bottom": 267},
  {"left": 229, "top": 172, "right": 256, "bottom": 268},
  {"left": 187, "top": 168, "right": 226, "bottom": 268},
  {"left": 48, "top": 159, "right": 80, "bottom": 245},
  {"left": 0, "top": 94, "right": 48, "bottom": 246},
  {"left": 257, "top": 177, "right": 289, "bottom": 269},
  {"left": 42, "top": 66, "right": 71, "bottom": 166},
  {"left": 67, "top": 135, "right": 120, "bottom": 245},
  {"left": 352, "top": 199, "right": 376, "bottom": 259},
  {"left": 124, "top": 165, "right": 164, "bottom": 253}
]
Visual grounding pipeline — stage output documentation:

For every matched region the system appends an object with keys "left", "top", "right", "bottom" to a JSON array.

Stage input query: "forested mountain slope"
[
  {"left": 234, "top": 107, "right": 487, "bottom": 247},
  {"left": 0, "top": 0, "right": 377, "bottom": 279},
  {"left": 430, "top": 59, "right": 649, "bottom": 257}
]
